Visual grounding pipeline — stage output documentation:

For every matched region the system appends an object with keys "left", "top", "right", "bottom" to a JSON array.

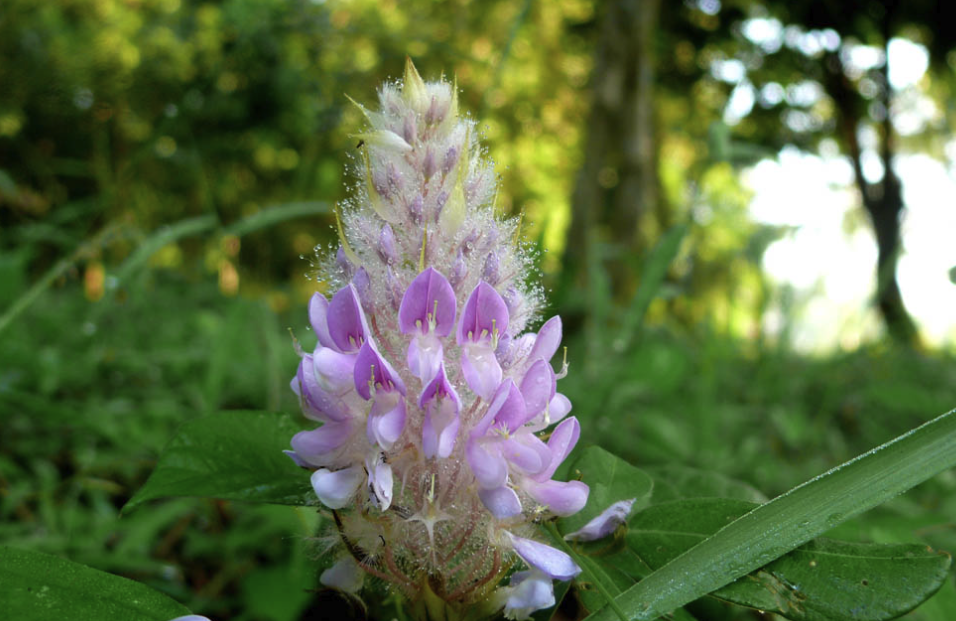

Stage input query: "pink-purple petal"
[
  {"left": 461, "top": 342, "right": 503, "bottom": 401},
  {"left": 418, "top": 362, "right": 460, "bottom": 409},
  {"left": 501, "top": 436, "right": 547, "bottom": 475},
  {"left": 529, "top": 316, "right": 562, "bottom": 363},
  {"left": 524, "top": 479, "right": 589, "bottom": 516},
  {"left": 308, "top": 293, "right": 337, "bottom": 350},
  {"left": 367, "top": 396, "right": 406, "bottom": 450},
  {"left": 421, "top": 370, "right": 461, "bottom": 459},
  {"left": 290, "top": 423, "right": 353, "bottom": 464},
  {"left": 563, "top": 498, "right": 636, "bottom": 542},
  {"left": 398, "top": 267, "right": 457, "bottom": 337},
  {"left": 296, "top": 356, "right": 349, "bottom": 422},
  {"left": 502, "top": 570, "right": 555, "bottom": 620},
  {"left": 456, "top": 281, "right": 509, "bottom": 345},
  {"left": 472, "top": 379, "right": 515, "bottom": 438},
  {"left": 327, "top": 284, "right": 369, "bottom": 353},
  {"left": 548, "top": 393, "right": 572, "bottom": 423},
  {"left": 354, "top": 341, "right": 406, "bottom": 399},
  {"left": 311, "top": 465, "right": 364, "bottom": 509},
  {"left": 406, "top": 333, "right": 444, "bottom": 381},
  {"left": 489, "top": 380, "right": 529, "bottom": 434},
  {"left": 507, "top": 431, "right": 552, "bottom": 476},
  {"left": 507, "top": 532, "right": 581, "bottom": 581},
  {"left": 519, "top": 359, "right": 556, "bottom": 418},
  {"left": 312, "top": 348, "right": 358, "bottom": 395},
  {"left": 466, "top": 438, "right": 509, "bottom": 489},
  {"left": 536, "top": 417, "right": 581, "bottom": 482},
  {"left": 478, "top": 485, "right": 523, "bottom": 519}
]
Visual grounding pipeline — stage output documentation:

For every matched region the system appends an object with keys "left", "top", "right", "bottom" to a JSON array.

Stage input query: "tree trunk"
[
  {"left": 559, "top": 0, "right": 661, "bottom": 315},
  {"left": 825, "top": 49, "right": 918, "bottom": 344}
]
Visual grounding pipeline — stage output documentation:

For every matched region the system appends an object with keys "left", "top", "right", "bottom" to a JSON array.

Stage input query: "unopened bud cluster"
[{"left": 288, "top": 60, "right": 587, "bottom": 620}]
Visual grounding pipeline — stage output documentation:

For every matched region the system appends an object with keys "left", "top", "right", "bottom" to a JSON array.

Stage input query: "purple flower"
[
  {"left": 288, "top": 419, "right": 354, "bottom": 468},
  {"left": 287, "top": 62, "right": 590, "bottom": 616},
  {"left": 399, "top": 267, "right": 457, "bottom": 381},
  {"left": 564, "top": 498, "right": 637, "bottom": 542},
  {"left": 519, "top": 417, "right": 589, "bottom": 516},
  {"left": 467, "top": 380, "right": 552, "bottom": 517},
  {"left": 502, "top": 570, "right": 555, "bottom": 620},
  {"left": 311, "top": 465, "right": 364, "bottom": 509},
  {"left": 378, "top": 224, "right": 399, "bottom": 264},
  {"left": 320, "top": 284, "right": 370, "bottom": 354},
  {"left": 457, "top": 281, "right": 509, "bottom": 399},
  {"left": 507, "top": 532, "right": 581, "bottom": 581},
  {"left": 354, "top": 341, "right": 406, "bottom": 450},
  {"left": 419, "top": 362, "right": 461, "bottom": 459},
  {"left": 365, "top": 451, "right": 394, "bottom": 510}
]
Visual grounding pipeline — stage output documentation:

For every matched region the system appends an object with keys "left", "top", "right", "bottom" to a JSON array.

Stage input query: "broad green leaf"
[
  {"left": 645, "top": 464, "right": 767, "bottom": 504},
  {"left": 629, "top": 498, "right": 952, "bottom": 621},
  {"left": 124, "top": 410, "right": 312, "bottom": 512},
  {"left": 0, "top": 546, "right": 191, "bottom": 621},
  {"left": 558, "top": 446, "right": 654, "bottom": 537},
  {"left": 586, "top": 408, "right": 956, "bottom": 621}
]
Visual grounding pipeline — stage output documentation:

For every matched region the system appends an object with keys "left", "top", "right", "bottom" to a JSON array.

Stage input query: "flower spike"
[{"left": 286, "top": 60, "right": 588, "bottom": 619}]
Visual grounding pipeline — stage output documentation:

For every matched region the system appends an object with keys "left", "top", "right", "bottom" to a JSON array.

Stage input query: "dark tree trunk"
[
  {"left": 559, "top": 0, "right": 661, "bottom": 314},
  {"left": 825, "top": 48, "right": 918, "bottom": 345}
]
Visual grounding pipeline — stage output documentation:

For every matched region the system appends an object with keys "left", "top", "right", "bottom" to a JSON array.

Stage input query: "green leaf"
[
  {"left": 629, "top": 498, "right": 952, "bottom": 621},
  {"left": 124, "top": 410, "right": 313, "bottom": 512},
  {"left": 644, "top": 464, "right": 767, "bottom": 504},
  {"left": 558, "top": 446, "right": 654, "bottom": 538},
  {"left": 585, "top": 408, "right": 956, "bottom": 621},
  {"left": 0, "top": 546, "right": 191, "bottom": 621}
]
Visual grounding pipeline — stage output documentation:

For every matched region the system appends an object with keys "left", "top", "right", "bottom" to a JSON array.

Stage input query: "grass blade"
[
  {"left": 221, "top": 201, "right": 330, "bottom": 237},
  {"left": 617, "top": 224, "right": 686, "bottom": 349},
  {"left": 586, "top": 408, "right": 956, "bottom": 621},
  {"left": 113, "top": 214, "right": 218, "bottom": 284}
]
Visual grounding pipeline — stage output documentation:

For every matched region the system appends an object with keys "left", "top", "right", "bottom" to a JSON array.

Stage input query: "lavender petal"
[
  {"left": 563, "top": 498, "right": 637, "bottom": 542},
  {"left": 478, "top": 485, "right": 522, "bottom": 519},
  {"left": 507, "top": 532, "right": 581, "bottom": 581},
  {"left": 311, "top": 466, "right": 364, "bottom": 509}
]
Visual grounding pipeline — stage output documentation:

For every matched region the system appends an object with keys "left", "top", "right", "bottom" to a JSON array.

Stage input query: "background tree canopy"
[{"left": 1, "top": 1, "right": 955, "bottom": 620}]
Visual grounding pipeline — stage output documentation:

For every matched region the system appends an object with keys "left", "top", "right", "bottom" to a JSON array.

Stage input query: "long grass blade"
[{"left": 586, "top": 408, "right": 956, "bottom": 621}]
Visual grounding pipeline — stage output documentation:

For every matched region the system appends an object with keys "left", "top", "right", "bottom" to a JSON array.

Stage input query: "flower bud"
[
  {"left": 377, "top": 224, "right": 398, "bottom": 265},
  {"left": 482, "top": 251, "right": 500, "bottom": 285},
  {"left": 402, "top": 114, "right": 417, "bottom": 145},
  {"left": 408, "top": 193, "right": 424, "bottom": 222},
  {"left": 442, "top": 146, "right": 459, "bottom": 175},
  {"left": 336, "top": 246, "right": 354, "bottom": 279},
  {"left": 423, "top": 148, "right": 437, "bottom": 180}
]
